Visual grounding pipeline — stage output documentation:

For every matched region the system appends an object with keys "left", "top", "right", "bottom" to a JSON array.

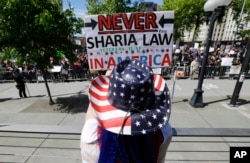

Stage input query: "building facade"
[
  {"left": 140, "top": 2, "right": 158, "bottom": 11},
  {"left": 141, "top": 2, "right": 249, "bottom": 47},
  {"left": 184, "top": 8, "right": 250, "bottom": 46}
]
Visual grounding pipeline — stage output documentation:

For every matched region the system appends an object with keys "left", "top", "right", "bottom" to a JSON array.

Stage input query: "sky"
[{"left": 62, "top": 0, "right": 163, "bottom": 18}]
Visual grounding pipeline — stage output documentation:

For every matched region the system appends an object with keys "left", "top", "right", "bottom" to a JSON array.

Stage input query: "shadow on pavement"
[
  {"left": 54, "top": 94, "right": 89, "bottom": 114},
  {"left": 0, "top": 95, "right": 45, "bottom": 102},
  {"left": 172, "top": 99, "right": 189, "bottom": 104},
  {"left": 204, "top": 97, "right": 230, "bottom": 106},
  {"left": 30, "top": 95, "right": 46, "bottom": 98},
  {"left": 233, "top": 98, "right": 250, "bottom": 106},
  {"left": 204, "top": 96, "right": 250, "bottom": 107},
  {"left": 0, "top": 97, "right": 16, "bottom": 102}
]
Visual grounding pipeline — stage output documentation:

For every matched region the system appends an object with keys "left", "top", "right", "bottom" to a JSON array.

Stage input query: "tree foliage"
[
  {"left": 0, "top": 0, "right": 83, "bottom": 68},
  {"left": 86, "top": 0, "right": 143, "bottom": 14},
  {"left": 231, "top": 0, "right": 250, "bottom": 40},
  {"left": 161, "top": 0, "right": 206, "bottom": 42},
  {"left": 0, "top": 0, "right": 84, "bottom": 104}
]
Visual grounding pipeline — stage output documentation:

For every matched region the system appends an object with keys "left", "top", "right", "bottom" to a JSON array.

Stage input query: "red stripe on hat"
[
  {"left": 98, "top": 116, "right": 131, "bottom": 128},
  {"left": 91, "top": 79, "right": 109, "bottom": 93},
  {"left": 154, "top": 75, "right": 163, "bottom": 91},
  {"left": 99, "top": 75, "right": 110, "bottom": 84},
  {"left": 89, "top": 88, "right": 109, "bottom": 101},
  {"left": 91, "top": 101, "right": 116, "bottom": 112}
]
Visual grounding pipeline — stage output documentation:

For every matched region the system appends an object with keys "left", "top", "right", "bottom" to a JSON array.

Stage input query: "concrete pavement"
[{"left": 0, "top": 78, "right": 250, "bottom": 162}]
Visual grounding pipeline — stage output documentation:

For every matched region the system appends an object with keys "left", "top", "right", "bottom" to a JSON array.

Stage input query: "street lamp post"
[
  {"left": 229, "top": 40, "right": 250, "bottom": 106},
  {"left": 189, "top": 0, "right": 232, "bottom": 108}
]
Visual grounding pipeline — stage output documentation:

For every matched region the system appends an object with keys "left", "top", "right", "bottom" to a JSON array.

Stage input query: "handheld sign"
[{"left": 84, "top": 11, "right": 174, "bottom": 70}]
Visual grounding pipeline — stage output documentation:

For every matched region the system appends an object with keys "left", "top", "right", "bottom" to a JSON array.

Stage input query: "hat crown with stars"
[
  {"left": 108, "top": 59, "right": 155, "bottom": 112},
  {"left": 88, "top": 59, "right": 171, "bottom": 135}
]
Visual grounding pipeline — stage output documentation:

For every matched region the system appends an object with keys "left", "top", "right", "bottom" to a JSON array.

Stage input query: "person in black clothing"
[{"left": 13, "top": 68, "right": 27, "bottom": 98}]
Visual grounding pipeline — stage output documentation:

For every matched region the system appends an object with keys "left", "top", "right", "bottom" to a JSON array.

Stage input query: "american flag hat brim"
[
  {"left": 89, "top": 60, "right": 171, "bottom": 135},
  {"left": 89, "top": 74, "right": 171, "bottom": 135}
]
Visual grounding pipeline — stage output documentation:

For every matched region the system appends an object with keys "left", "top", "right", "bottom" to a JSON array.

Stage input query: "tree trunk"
[
  {"left": 192, "top": 16, "right": 201, "bottom": 46},
  {"left": 42, "top": 68, "right": 55, "bottom": 105}
]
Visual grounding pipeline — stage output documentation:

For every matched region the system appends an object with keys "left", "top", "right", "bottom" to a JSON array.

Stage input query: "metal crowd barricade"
[
  {"left": 0, "top": 69, "right": 14, "bottom": 82},
  {"left": 217, "top": 66, "right": 230, "bottom": 78},
  {"left": 162, "top": 64, "right": 248, "bottom": 79},
  {"left": 1, "top": 65, "right": 249, "bottom": 83},
  {"left": 229, "top": 65, "right": 241, "bottom": 79},
  {"left": 161, "top": 67, "right": 173, "bottom": 78}
]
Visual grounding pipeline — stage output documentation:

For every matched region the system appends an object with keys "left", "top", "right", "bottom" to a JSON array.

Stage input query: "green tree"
[
  {"left": 86, "top": 0, "right": 143, "bottom": 14},
  {"left": 161, "top": 0, "right": 206, "bottom": 42},
  {"left": 0, "top": 0, "right": 84, "bottom": 104},
  {"left": 231, "top": 0, "right": 250, "bottom": 40}
]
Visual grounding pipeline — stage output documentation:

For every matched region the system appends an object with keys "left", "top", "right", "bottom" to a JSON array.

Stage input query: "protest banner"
[
  {"left": 221, "top": 57, "right": 233, "bottom": 66},
  {"left": 229, "top": 65, "right": 241, "bottom": 75},
  {"left": 84, "top": 11, "right": 174, "bottom": 70}
]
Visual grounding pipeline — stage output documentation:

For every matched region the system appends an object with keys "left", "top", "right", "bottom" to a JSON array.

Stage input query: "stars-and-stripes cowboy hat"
[{"left": 88, "top": 59, "right": 171, "bottom": 135}]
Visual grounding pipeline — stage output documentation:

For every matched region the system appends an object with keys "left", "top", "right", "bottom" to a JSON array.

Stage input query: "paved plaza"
[{"left": 0, "top": 78, "right": 250, "bottom": 162}]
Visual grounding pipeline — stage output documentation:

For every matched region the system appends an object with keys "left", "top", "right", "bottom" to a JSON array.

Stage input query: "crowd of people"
[
  {"left": 171, "top": 43, "right": 248, "bottom": 79},
  {"left": 46, "top": 53, "right": 90, "bottom": 82},
  {"left": 0, "top": 52, "right": 91, "bottom": 82},
  {"left": 0, "top": 43, "right": 249, "bottom": 82}
]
